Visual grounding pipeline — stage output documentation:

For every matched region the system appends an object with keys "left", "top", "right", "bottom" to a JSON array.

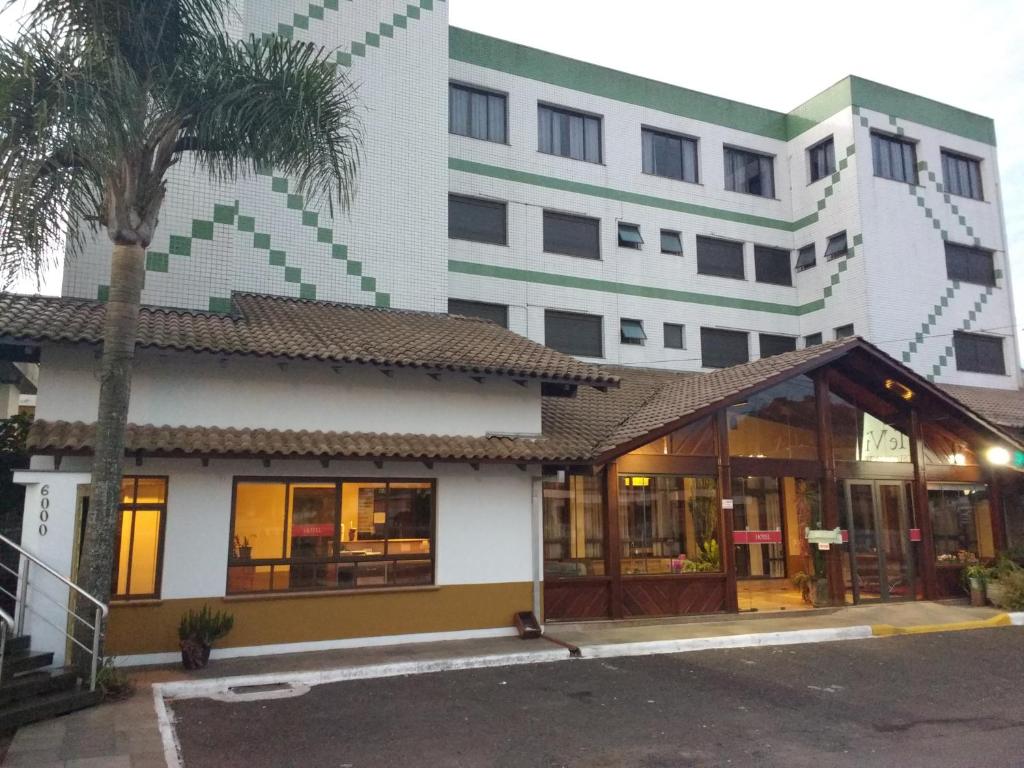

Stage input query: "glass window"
[
  {"left": 728, "top": 375, "right": 818, "bottom": 460},
  {"left": 617, "top": 223, "right": 644, "bottom": 249},
  {"left": 701, "top": 327, "right": 748, "bottom": 368},
  {"left": 804, "top": 333, "right": 823, "bottom": 347},
  {"left": 830, "top": 392, "right": 911, "bottom": 463},
  {"left": 228, "top": 479, "right": 434, "bottom": 594},
  {"left": 448, "top": 298, "right": 509, "bottom": 328},
  {"left": 835, "top": 324, "right": 855, "bottom": 339},
  {"left": 759, "top": 333, "right": 796, "bottom": 358},
  {"left": 544, "top": 309, "right": 603, "bottom": 358},
  {"left": 620, "top": 318, "right": 647, "bottom": 345},
  {"left": 732, "top": 477, "right": 785, "bottom": 578},
  {"left": 538, "top": 104, "right": 602, "bottom": 163},
  {"left": 754, "top": 245, "right": 792, "bottom": 286},
  {"left": 724, "top": 146, "right": 775, "bottom": 198},
  {"left": 929, "top": 484, "right": 995, "bottom": 562},
  {"left": 663, "top": 322, "right": 685, "bottom": 350},
  {"left": 620, "top": 475, "right": 720, "bottom": 574},
  {"left": 543, "top": 210, "right": 600, "bottom": 259},
  {"left": 449, "top": 83, "right": 506, "bottom": 143},
  {"left": 824, "top": 231, "right": 848, "bottom": 261},
  {"left": 954, "top": 331, "right": 1005, "bottom": 375},
  {"left": 941, "top": 150, "right": 982, "bottom": 200},
  {"left": 871, "top": 132, "right": 918, "bottom": 184},
  {"left": 795, "top": 243, "right": 816, "bottom": 271},
  {"left": 113, "top": 477, "right": 167, "bottom": 600},
  {"left": 628, "top": 416, "right": 715, "bottom": 456},
  {"left": 945, "top": 242, "right": 995, "bottom": 287},
  {"left": 922, "top": 423, "right": 978, "bottom": 467},
  {"left": 696, "top": 236, "right": 745, "bottom": 280},
  {"left": 660, "top": 230, "right": 683, "bottom": 255},
  {"left": 642, "top": 127, "right": 698, "bottom": 183},
  {"left": 543, "top": 474, "right": 604, "bottom": 578},
  {"left": 448, "top": 194, "right": 507, "bottom": 245},
  {"left": 808, "top": 137, "right": 836, "bottom": 183}
]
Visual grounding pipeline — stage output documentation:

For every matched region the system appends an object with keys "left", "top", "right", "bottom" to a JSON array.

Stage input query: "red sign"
[
  {"left": 909, "top": 528, "right": 923, "bottom": 542},
  {"left": 841, "top": 530, "right": 849, "bottom": 543},
  {"left": 291, "top": 523, "right": 335, "bottom": 538},
  {"left": 733, "top": 530, "right": 783, "bottom": 545}
]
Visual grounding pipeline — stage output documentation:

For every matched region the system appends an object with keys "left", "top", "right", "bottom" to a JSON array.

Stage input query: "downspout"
[{"left": 531, "top": 475, "right": 543, "bottom": 627}]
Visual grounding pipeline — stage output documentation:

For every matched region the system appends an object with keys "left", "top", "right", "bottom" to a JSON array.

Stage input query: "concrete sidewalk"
[{"left": 3, "top": 600, "right": 1021, "bottom": 767}]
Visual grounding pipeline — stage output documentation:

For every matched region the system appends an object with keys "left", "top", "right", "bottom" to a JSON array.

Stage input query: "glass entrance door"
[{"left": 844, "top": 481, "right": 915, "bottom": 603}]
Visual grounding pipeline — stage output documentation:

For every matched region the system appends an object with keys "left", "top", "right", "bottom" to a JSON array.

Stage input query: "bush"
[
  {"left": 178, "top": 605, "right": 234, "bottom": 645},
  {"left": 96, "top": 657, "right": 134, "bottom": 701},
  {"left": 989, "top": 569, "right": 1024, "bottom": 611}
]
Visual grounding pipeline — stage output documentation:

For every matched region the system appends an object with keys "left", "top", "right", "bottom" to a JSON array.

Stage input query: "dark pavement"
[{"left": 170, "top": 627, "right": 1024, "bottom": 767}]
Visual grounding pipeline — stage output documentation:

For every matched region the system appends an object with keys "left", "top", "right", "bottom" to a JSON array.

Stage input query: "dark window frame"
[
  {"left": 824, "top": 231, "right": 848, "bottom": 261},
  {"left": 795, "top": 243, "right": 816, "bottom": 272},
  {"left": 448, "top": 298, "right": 510, "bottom": 328},
  {"left": 941, "top": 149, "right": 984, "bottom": 201},
  {"left": 112, "top": 475, "right": 169, "bottom": 602},
  {"left": 753, "top": 244, "right": 793, "bottom": 286},
  {"left": 617, "top": 222, "right": 644, "bottom": 249},
  {"left": 871, "top": 130, "right": 918, "bottom": 184},
  {"left": 664, "top": 322, "right": 685, "bottom": 350},
  {"left": 226, "top": 477, "right": 437, "bottom": 596},
  {"left": 808, "top": 136, "right": 836, "bottom": 183},
  {"left": 641, "top": 126, "right": 700, "bottom": 183},
  {"left": 953, "top": 331, "right": 1006, "bottom": 375},
  {"left": 759, "top": 333, "right": 797, "bottom": 358},
  {"left": 804, "top": 333, "right": 823, "bottom": 348},
  {"left": 449, "top": 81, "right": 508, "bottom": 144},
  {"left": 620, "top": 318, "right": 647, "bottom": 345},
  {"left": 543, "top": 210, "right": 601, "bottom": 260},
  {"left": 448, "top": 194, "right": 508, "bottom": 246},
  {"left": 696, "top": 235, "right": 746, "bottom": 280},
  {"left": 700, "top": 327, "right": 749, "bottom": 368},
  {"left": 660, "top": 230, "right": 683, "bottom": 255},
  {"left": 944, "top": 241, "right": 995, "bottom": 287},
  {"left": 723, "top": 145, "right": 776, "bottom": 198},
  {"left": 544, "top": 309, "right": 604, "bottom": 358},
  {"left": 537, "top": 102, "right": 603, "bottom": 164},
  {"left": 834, "top": 324, "right": 855, "bottom": 340}
]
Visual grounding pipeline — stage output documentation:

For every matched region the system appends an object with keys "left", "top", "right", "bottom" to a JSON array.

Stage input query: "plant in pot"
[
  {"left": 793, "top": 548, "right": 830, "bottom": 607},
  {"left": 179, "top": 606, "right": 234, "bottom": 670},
  {"left": 964, "top": 563, "right": 992, "bottom": 607},
  {"left": 985, "top": 554, "right": 1021, "bottom": 608},
  {"left": 234, "top": 535, "right": 253, "bottom": 561}
]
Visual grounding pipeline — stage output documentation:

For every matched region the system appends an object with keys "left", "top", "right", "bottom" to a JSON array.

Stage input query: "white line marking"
[{"left": 152, "top": 683, "right": 184, "bottom": 768}]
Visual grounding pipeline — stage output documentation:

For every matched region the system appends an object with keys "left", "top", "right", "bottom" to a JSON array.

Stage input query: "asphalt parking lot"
[{"left": 170, "top": 627, "right": 1024, "bottom": 768}]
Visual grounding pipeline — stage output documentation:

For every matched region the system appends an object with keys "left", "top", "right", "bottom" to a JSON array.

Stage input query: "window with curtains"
[
  {"left": 700, "top": 327, "right": 748, "bottom": 368},
  {"left": 753, "top": 245, "right": 792, "bottom": 286},
  {"left": 544, "top": 309, "right": 603, "bottom": 357},
  {"left": 538, "top": 104, "right": 602, "bottom": 163},
  {"left": 642, "top": 127, "right": 698, "bottom": 183},
  {"left": 953, "top": 331, "right": 1005, "bottom": 375},
  {"left": 448, "top": 194, "right": 507, "bottom": 245},
  {"left": 808, "top": 136, "right": 835, "bottom": 183},
  {"left": 449, "top": 82, "right": 507, "bottom": 143},
  {"left": 543, "top": 473, "right": 605, "bottom": 578},
  {"left": 944, "top": 242, "right": 995, "bottom": 287},
  {"left": 724, "top": 146, "right": 775, "bottom": 198},
  {"left": 113, "top": 477, "right": 167, "bottom": 600},
  {"left": 448, "top": 298, "right": 509, "bottom": 328},
  {"left": 871, "top": 132, "right": 918, "bottom": 184},
  {"left": 941, "top": 150, "right": 983, "bottom": 200}
]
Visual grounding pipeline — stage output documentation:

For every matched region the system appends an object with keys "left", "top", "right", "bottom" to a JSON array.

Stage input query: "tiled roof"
[
  {"left": 941, "top": 384, "right": 1024, "bottom": 429},
  {"left": 0, "top": 292, "right": 619, "bottom": 387}
]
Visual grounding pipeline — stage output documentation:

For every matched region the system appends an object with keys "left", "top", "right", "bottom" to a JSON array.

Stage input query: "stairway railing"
[
  {"left": 0, "top": 533, "right": 108, "bottom": 691},
  {"left": 0, "top": 605, "right": 12, "bottom": 683}
]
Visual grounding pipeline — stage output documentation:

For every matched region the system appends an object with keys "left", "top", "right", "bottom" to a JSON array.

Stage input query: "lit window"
[
  {"left": 660, "top": 230, "right": 683, "bottom": 255},
  {"left": 824, "top": 231, "right": 848, "bottom": 261},
  {"left": 620, "top": 318, "right": 647, "bottom": 345},
  {"left": 618, "top": 223, "right": 644, "bottom": 249},
  {"left": 114, "top": 477, "right": 167, "bottom": 600}
]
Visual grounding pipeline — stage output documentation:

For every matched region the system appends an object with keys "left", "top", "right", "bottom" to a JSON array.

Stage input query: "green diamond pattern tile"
[
  {"left": 300, "top": 283, "right": 317, "bottom": 300},
  {"left": 309, "top": 5, "right": 324, "bottom": 20},
  {"left": 365, "top": 32, "right": 380, "bottom": 47},
  {"left": 317, "top": 227, "right": 333, "bottom": 243},
  {"left": 302, "top": 210, "right": 318, "bottom": 227},
  {"left": 293, "top": 14, "right": 309, "bottom": 30},
  {"left": 169, "top": 235, "right": 191, "bottom": 257},
  {"left": 332, "top": 244, "right": 348, "bottom": 259},
  {"left": 351, "top": 41, "right": 366, "bottom": 57},
  {"left": 269, "top": 250, "right": 286, "bottom": 267},
  {"left": 337, "top": 51, "right": 352, "bottom": 67},
  {"left": 277, "top": 23, "right": 293, "bottom": 39},
  {"left": 361, "top": 276, "right": 376, "bottom": 292},
  {"left": 407, "top": 5, "right": 420, "bottom": 19},
  {"left": 901, "top": 352, "right": 911, "bottom": 362},
  {"left": 237, "top": 216, "right": 255, "bottom": 233},
  {"left": 192, "top": 220, "right": 214, "bottom": 240},
  {"left": 253, "top": 233, "right": 271, "bottom": 250},
  {"left": 375, "top": 293, "right": 391, "bottom": 308},
  {"left": 146, "top": 251, "right": 169, "bottom": 273},
  {"left": 272, "top": 177, "right": 288, "bottom": 193},
  {"left": 213, "top": 204, "right": 236, "bottom": 224},
  {"left": 380, "top": 23, "right": 394, "bottom": 37},
  {"left": 209, "top": 297, "right": 232, "bottom": 313},
  {"left": 394, "top": 13, "right": 407, "bottom": 27},
  {"left": 346, "top": 260, "right": 362, "bottom": 276},
  {"left": 284, "top": 266, "right": 301, "bottom": 283}
]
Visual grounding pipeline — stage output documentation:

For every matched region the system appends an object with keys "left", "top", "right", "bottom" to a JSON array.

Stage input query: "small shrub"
[
  {"left": 96, "top": 657, "right": 134, "bottom": 701},
  {"left": 178, "top": 605, "right": 234, "bottom": 645},
  {"left": 990, "top": 569, "right": 1024, "bottom": 611}
]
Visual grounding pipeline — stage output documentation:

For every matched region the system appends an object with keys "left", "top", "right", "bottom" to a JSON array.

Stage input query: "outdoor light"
[
  {"left": 986, "top": 446, "right": 1011, "bottom": 466},
  {"left": 884, "top": 378, "right": 915, "bottom": 401}
]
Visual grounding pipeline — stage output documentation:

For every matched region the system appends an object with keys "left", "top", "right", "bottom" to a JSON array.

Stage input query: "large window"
[
  {"left": 543, "top": 210, "right": 600, "bottom": 259},
  {"left": 830, "top": 392, "right": 911, "bottom": 463},
  {"left": 619, "top": 475, "right": 721, "bottom": 575},
  {"left": 545, "top": 309, "right": 603, "bottom": 357},
  {"left": 941, "top": 149, "right": 983, "bottom": 200},
  {"left": 696, "top": 236, "right": 745, "bottom": 280},
  {"left": 954, "top": 331, "right": 1005, "bottom": 375},
  {"left": 228, "top": 479, "right": 434, "bottom": 594},
  {"left": 929, "top": 484, "right": 995, "bottom": 562},
  {"left": 724, "top": 146, "right": 775, "bottom": 198},
  {"left": 701, "top": 327, "right": 748, "bottom": 368},
  {"left": 449, "top": 82, "right": 506, "bottom": 143},
  {"left": 448, "top": 298, "right": 509, "bottom": 328},
  {"left": 628, "top": 416, "right": 715, "bottom": 457},
  {"left": 448, "top": 194, "right": 507, "bottom": 245},
  {"left": 759, "top": 333, "right": 797, "bottom": 358},
  {"left": 871, "top": 132, "right": 917, "bottom": 184},
  {"left": 538, "top": 104, "right": 602, "bottom": 163},
  {"left": 114, "top": 477, "right": 167, "bottom": 600},
  {"left": 642, "top": 127, "right": 698, "bottom": 183},
  {"left": 543, "top": 474, "right": 604, "bottom": 578},
  {"left": 945, "top": 242, "right": 995, "bottom": 287},
  {"left": 732, "top": 477, "right": 784, "bottom": 578},
  {"left": 808, "top": 136, "right": 835, "bottom": 183},
  {"left": 754, "top": 245, "right": 792, "bottom": 286},
  {"left": 728, "top": 375, "right": 818, "bottom": 460}
]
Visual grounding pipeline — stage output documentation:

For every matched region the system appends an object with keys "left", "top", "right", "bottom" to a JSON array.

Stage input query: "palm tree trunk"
[{"left": 71, "top": 243, "right": 144, "bottom": 679}]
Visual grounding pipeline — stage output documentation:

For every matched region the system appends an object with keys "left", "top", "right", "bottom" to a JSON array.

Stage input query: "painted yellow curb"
[{"left": 871, "top": 613, "right": 1012, "bottom": 636}]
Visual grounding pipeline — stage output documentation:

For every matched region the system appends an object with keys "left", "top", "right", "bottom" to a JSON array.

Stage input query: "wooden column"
[
  {"left": 909, "top": 408, "right": 938, "bottom": 599},
  {"left": 605, "top": 462, "right": 623, "bottom": 619},
  {"left": 814, "top": 372, "right": 846, "bottom": 605},
  {"left": 715, "top": 410, "right": 738, "bottom": 612},
  {"left": 989, "top": 470, "right": 1008, "bottom": 553}
]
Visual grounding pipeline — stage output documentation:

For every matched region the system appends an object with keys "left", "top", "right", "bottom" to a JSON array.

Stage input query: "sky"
[{"left": 4, "top": 0, "right": 1023, "bottom": 349}]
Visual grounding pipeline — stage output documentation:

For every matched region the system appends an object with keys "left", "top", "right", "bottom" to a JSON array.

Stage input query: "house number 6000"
[{"left": 38, "top": 484, "right": 50, "bottom": 536}]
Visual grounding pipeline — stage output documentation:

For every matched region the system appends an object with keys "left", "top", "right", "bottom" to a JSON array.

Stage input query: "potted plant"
[
  {"left": 964, "top": 563, "right": 991, "bottom": 607},
  {"left": 234, "top": 535, "right": 253, "bottom": 561},
  {"left": 793, "top": 546, "right": 830, "bottom": 607},
  {"left": 985, "top": 554, "right": 1021, "bottom": 607},
  {"left": 179, "top": 606, "right": 234, "bottom": 670}
]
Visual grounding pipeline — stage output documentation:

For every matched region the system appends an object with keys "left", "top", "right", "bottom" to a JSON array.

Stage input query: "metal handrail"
[
  {"left": 0, "top": 534, "right": 108, "bottom": 617},
  {"left": 0, "top": 606, "right": 13, "bottom": 684}
]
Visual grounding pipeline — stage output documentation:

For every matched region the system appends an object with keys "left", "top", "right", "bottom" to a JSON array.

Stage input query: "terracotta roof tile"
[{"left": 941, "top": 384, "right": 1024, "bottom": 429}]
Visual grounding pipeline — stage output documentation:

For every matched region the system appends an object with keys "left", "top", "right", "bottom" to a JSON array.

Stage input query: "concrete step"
[
  {"left": 1, "top": 649, "right": 54, "bottom": 680},
  {"left": 0, "top": 668, "right": 77, "bottom": 708},
  {"left": 2, "top": 634, "right": 30, "bottom": 657},
  {"left": 0, "top": 686, "right": 102, "bottom": 731}
]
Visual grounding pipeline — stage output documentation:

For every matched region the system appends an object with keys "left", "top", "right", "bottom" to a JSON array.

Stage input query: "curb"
[
  {"left": 581, "top": 625, "right": 873, "bottom": 658},
  {"left": 871, "top": 612, "right": 1013, "bottom": 636}
]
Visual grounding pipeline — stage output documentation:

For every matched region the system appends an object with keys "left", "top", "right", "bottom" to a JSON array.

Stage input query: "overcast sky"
[{"left": 6, "top": 0, "right": 1023, "bottom": 350}]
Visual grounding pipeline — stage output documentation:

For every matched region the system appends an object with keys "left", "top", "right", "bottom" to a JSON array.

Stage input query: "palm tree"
[{"left": 0, "top": 0, "right": 360, "bottom": 672}]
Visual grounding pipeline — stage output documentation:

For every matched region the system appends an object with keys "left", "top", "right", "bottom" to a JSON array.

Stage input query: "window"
[
  {"left": 701, "top": 327, "right": 749, "bottom": 368},
  {"left": 664, "top": 323, "right": 685, "bottom": 350},
  {"left": 642, "top": 127, "right": 698, "bottom": 183},
  {"left": 724, "top": 146, "right": 775, "bottom": 198},
  {"left": 808, "top": 137, "right": 836, "bottom": 183},
  {"left": 953, "top": 331, "right": 1005, "bottom": 375},
  {"left": 545, "top": 309, "right": 603, "bottom": 357},
  {"left": 449, "top": 83, "right": 506, "bottom": 143},
  {"left": 753, "top": 245, "right": 792, "bottom": 286},
  {"left": 871, "top": 132, "right": 917, "bottom": 184},
  {"left": 929, "top": 484, "right": 995, "bottom": 562},
  {"left": 620, "top": 318, "right": 647, "bottom": 345},
  {"left": 830, "top": 391, "right": 910, "bottom": 463},
  {"left": 538, "top": 104, "right": 601, "bottom": 163},
  {"left": 804, "top": 332, "right": 822, "bottom": 347},
  {"left": 729, "top": 376, "right": 819, "bottom": 460},
  {"left": 114, "top": 477, "right": 167, "bottom": 600},
  {"left": 228, "top": 479, "right": 434, "bottom": 594},
  {"left": 834, "top": 324, "right": 855, "bottom": 339},
  {"left": 448, "top": 194, "right": 507, "bottom": 245},
  {"left": 696, "top": 236, "right": 745, "bottom": 280},
  {"left": 945, "top": 242, "right": 995, "bottom": 287},
  {"left": 543, "top": 210, "right": 600, "bottom": 259},
  {"left": 941, "top": 150, "right": 983, "bottom": 200},
  {"left": 543, "top": 474, "right": 604, "bottom": 578},
  {"left": 759, "top": 333, "right": 797, "bottom": 358},
  {"left": 618, "top": 223, "right": 644, "bottom": 249},
  {"left": 824, "top": 231, "right": 848, "bottom": 261},
  {"left": 448, "top": 298, "right": 509, "bottom": 328},
  {"left": 795, "top": 243, "right": 816, "bottom": 272},
  {"left": 629, "top": 416, "right": 715, "bottom": 457},
  {"left": 660, "top": 230, "right": 683, "bottom": 255}
]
